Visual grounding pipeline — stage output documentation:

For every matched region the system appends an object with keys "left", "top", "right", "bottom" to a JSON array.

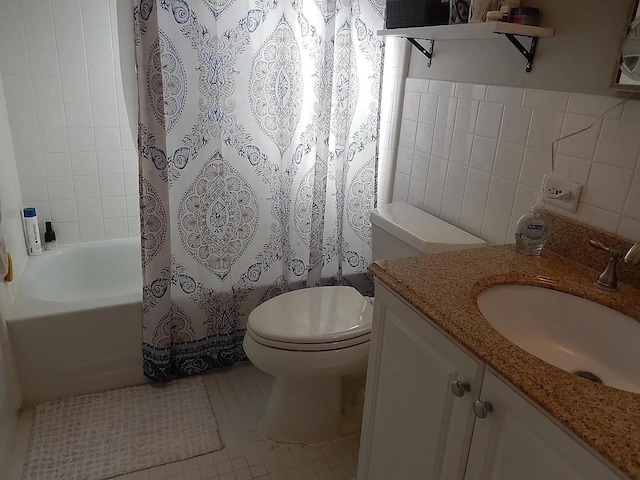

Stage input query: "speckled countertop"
[{"left": 370, "top": 245, "right": 640, "bottom": 480}]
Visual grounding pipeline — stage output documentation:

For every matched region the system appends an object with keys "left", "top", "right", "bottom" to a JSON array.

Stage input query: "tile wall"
[
  {"left": 392, "top": 78, "right": 640, "bottom": 245},
  {"left": 0, "top": 0, "right": 139, "bottom": 244}
]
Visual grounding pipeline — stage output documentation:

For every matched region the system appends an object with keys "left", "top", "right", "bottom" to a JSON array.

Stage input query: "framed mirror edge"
[{"left": 611, "top": 0, "right": 640, "bottom": 92}]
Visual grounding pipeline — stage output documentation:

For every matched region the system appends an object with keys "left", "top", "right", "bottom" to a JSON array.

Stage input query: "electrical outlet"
[{"left": 542, "top": 175, "right": 582, "bottom": 212}]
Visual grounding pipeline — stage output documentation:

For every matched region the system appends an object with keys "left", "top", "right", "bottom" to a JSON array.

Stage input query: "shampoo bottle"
[
  {"left": 514, "top": 192, "right": 547, "bottom": 256},
  {"left": 23, "top": 207, "right": 42, "bottom": 256}
]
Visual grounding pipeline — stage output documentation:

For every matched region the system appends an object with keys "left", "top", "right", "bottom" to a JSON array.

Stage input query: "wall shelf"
[{"left": 378, "top": 22, "right": 555, "bottom": 72}]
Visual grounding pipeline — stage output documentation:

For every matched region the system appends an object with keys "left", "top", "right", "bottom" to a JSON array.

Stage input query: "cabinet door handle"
[
  {"left": 473, "top": 400, "right": 494, "bottom": 419},
  {"left": 451, "top": 379, "right": 471, "bottom": 397}
]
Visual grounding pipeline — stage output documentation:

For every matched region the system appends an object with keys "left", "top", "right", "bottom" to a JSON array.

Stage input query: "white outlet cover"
[{"left": 543, "top": 174, "right": 583, "bottom": 213}]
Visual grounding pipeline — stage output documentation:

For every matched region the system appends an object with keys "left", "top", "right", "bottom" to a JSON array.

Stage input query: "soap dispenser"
[
  {"left": 514, "top": 192, "right": 547, "bottom": 256},
  {"left": 44, "top": 222, "right": 57, "bottom": 251}
]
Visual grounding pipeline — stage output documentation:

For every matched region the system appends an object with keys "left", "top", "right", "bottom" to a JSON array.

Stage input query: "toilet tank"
[{"left": 370, "top": 201, "right": 486, "bottom": 261}]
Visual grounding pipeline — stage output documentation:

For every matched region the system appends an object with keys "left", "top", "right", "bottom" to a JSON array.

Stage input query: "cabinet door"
[
  {"left": 358, "top": 283, "right": 484, "bottom": 480},
  {"left": 465, "top": 369, "right": 623, "bottom": 480}
]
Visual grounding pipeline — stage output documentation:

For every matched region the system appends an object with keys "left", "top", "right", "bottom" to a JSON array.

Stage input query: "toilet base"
[{"left": 260, "top": 376, "right": 342, "bottom": 444}]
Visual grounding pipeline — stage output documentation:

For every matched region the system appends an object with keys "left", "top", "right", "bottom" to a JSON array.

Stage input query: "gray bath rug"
[{"left": 22, "top": 376, "right": 223, "bottom": 480}]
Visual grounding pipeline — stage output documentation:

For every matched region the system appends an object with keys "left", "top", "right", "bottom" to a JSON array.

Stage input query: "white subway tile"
[
  {"left": 124, "top": 173, "right": 138, "bottom": 196},
  {"left": 84, "top": 23, "right": 112, "bottom": 51},
  {"left": 52, "top": 0, "right": 83, "bottom": 24},
  {"left": 70, "top": 151, "right": 98, "bottom": 175},
  {"left": 486, "top": 176, "right": 517, "bottom": 217},
  {"left": 402, "top": 91, "right": 420, "bottom": 121},
  {"left": 65, "top": 102, "right": 93, "bottom": 127},
  {"left": 583, "top": 163, "right": 633, "bottom": 214},
  {"left": 128, "top": 216, "right": 140, "bottom": 237},
  {"left": 0, "top": 47, "right": 30, "bottom": 75},
  {"left": 392, "top": 173, "right": 410, "bottom": 202},
  {"left": 469, "top": 136, "right": 497, "bottom": 174},
  {"left": 76, "top": 197, "right": 102, "bottom": 220},
  {"left": 499, "top": 105, "right": 532, "bottom": 145},
  {"left": 444, "top": 162, "right": 468, "bottom": 197},
  {"left": 61, "top": 76, "right": 91, "bottom": 102},
  {"left": 431, "top": 126, "right": 453, "bottom": 159},
  {"left": 67, "top": 127, "right": 95, "bottom": 151},
  {"left": 418, "top": 93, "right": 438, "bottom": 124},
  {"left": 485, "top": 85, "right": 524, "bottom": 106},
  {"left": 450, "top": 131, "right": 473, "bottom": 166},
  {"left": 22, "top": 0, "right": 54, "bottom": 21},
  {"left": 55, "top": 221, "right": 80, "bottom": 244},
  {"left": 12, "top": 128, "right": 41, "bottom": 154},
  {"left": 79, "top": 219, "right": 105, "bottom": 241},
  {"left": 423, "top": 185, "right": 443, "bottom": 216},
  {"left": 40, "top": 128, "right": 68, "bottom": 153},
  {"left": 618, "top": 216, "right": 640, "bottom": 239},
  {"left": 0, "top": 18, "right": 26, "bottom": 48},
  {"left": 427, "top": 156, "right": 448, "bottom": 186},
  {"left": 396, "top": 146, "right": 413, "bottom": 175},
  {"left": 410, "top": 151, "right": 430, "bottom": 182},
  {"left": 87, "top": 50, "right": 115, "bottom": 78},
  {"left": 104, "top": 217, "right": 129, "bottom": 239},
  {"left": 97, "top": 151, "right": 123, "bottom": 174},
  {"left": 594, "top": 118, "right": 640, "bottom": 170},
  {"left": 414, "top": 122, "right": 434, "bottom": 154},
  {"left": 80, "top": 0, "right": 111, "bottom": 24},
  {"left": 43, "top": 152, "right": 72, "bottom": 177},
  {"left": 481, "top": 209, "right": 510, "bottom": 245},
  {"left": 455, "top": 83, "right": 486, "bottom": 101},
  {"left": 36, "top": 102, "right": 66, "bottom": 128},
  {"left": 459, "top": 200, "right": 484, "bottom": 236},
  {"left": 553, "top": 154, "right": 591, "bottom": 185},
  {"left": 440, "top": 193, "right": 463, "bottom": 226},
  {"left": 99, "top": 174, "right": 125, "bottom": 196},
  {"left": 578, "top": 204, "right": 620, "bottom": 233},
  {"left": 2, "top": 75, "right": 34, "bottom": 103},
  {"left": 557, "top": 114, "right": 600, "bottom": 160},
  {"left": 16, "top": 153, "right": 45, "bottom": 178},
  {"left": 512, "top": 183, "right": 538, "bottom": 220},
  {"left": 464, "top": 169, "right": 491, "bottom": 206},
  {"left": 520, "top": 147, "right": 551, "bottom": 189},
  {"left": 49, "top": 199, "right": 78, "bottom": 222},
  {"left": 398, "top": 119, "right": 417, "bottom": 148},
  {"left": 435, "top": 96, "right": 457, "bottom": 129},
  {"left": 102, "top": 195, "right": 127, "bottom": 218},
  {"left": 58, "top": 49, "right": 88, "bottom": 77},
  {"left": 73, "top": 175, "right": 100, "bottom": 198},
  {"left": 429, "top": 80, "right": 455, "bottom": 97},
  {"left": 55, "top": 21, "right": 84, "bottom": 50},
  {"left": 623, "top": 172, "right": 640, "bottom": 221},
  {"left": 526, "top": 109, "right": 564, "bottom": 151},
  {"left": 46, "top": 176, "right": 74, "bottom": 199},
  {"left": 405, "top": 78, "right": 429, "bottom": 93},
  {"left": 454, "top": 99, "right": 479, "bottom": 134},
  {"left": 120, "top": 127, "right": 135, "bottom": 151},
  {"left": 522, "top": 89, "right": 569, "bottom": 111},
  {"left": 6, "top": 101, "right": 37, "bottom": 128},
  {"left": 475, "top": 102, "right": 503, "bottom": 139},
  {"left": 32, "top": 76, "right": 63, "bottom": 103},
  {"left": 407, "top": 178, "right": 426, "bottom": 207},
  {"left": 567, "top": 93, "right": 624, "bottom": 119},
  {"left": 494, "top": 141, "right": 525, "bottom": 181},
  {"left": 20, "top": 178, "right": 48, "bottom": 202},
  {"left": 126, "top": 195, "right": 139, "bottom": 217},
  {"left": 28, "top": 49, "right": 59, "bottom": 77},
  {"left": 25, "top": 21, "right": 56, "bottom": 50},
  {"left": 622, "top": 99, "right": 640, "bottom": 123}
]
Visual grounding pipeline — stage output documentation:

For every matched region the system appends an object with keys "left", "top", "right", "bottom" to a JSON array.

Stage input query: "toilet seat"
[{"left": 247, "top": 286, "right": 373, "bottom": 352}]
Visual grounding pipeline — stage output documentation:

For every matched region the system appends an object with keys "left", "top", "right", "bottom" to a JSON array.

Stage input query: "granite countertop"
[{"left": 370, "top": 245, "right": 640, "bottom": 480}]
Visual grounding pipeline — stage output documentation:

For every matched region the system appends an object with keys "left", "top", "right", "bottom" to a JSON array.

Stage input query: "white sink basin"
[{"left": 477, "top": 285, "right": 640, "bottom": 394}]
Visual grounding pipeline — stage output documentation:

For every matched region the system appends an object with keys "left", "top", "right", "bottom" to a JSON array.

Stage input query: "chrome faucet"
[
  {"left": 588, "top": 240, "right": 622, "bottom": 291},
  {"left": 625, "top": 241, "right": 640, "bottom": 265},
  {"left": 589, "top": 239, "right": 640, "bottom": 292}
]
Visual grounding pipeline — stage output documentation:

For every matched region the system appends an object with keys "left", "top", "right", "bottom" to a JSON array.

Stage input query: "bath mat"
[{"left": 22, "top": 377, "right": 222, "bottom": 480}]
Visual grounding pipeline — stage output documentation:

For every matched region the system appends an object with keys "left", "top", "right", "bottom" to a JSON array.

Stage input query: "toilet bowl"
[
  {"left": 243, "top": 286, "right": 372, "bottom": 443},
  {"left": 244, "top": 201, "right": 486, "bottom": 444}
]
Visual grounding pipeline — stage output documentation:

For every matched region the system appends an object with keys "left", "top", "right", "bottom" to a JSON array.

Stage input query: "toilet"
[{"left": 243, "top": 201, "right": 486, "bottom": 443}]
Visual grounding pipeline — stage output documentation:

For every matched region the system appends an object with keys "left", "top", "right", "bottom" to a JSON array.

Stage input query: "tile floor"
[{"left": 10, "top": 363, "right": 360, "bottom": 480}]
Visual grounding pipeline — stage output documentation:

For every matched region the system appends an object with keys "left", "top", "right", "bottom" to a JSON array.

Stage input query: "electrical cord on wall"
[{"left": 540, "top": 93, "right": 635, "bottom": 197}]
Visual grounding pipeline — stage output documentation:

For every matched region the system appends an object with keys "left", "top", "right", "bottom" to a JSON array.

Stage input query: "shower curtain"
[{"left": 133, "top": 0, "right": 385, "bottom": 382}]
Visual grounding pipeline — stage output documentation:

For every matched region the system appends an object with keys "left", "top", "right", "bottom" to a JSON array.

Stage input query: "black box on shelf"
[{"left": 385, "top": 0, "right": 449, "bottom": 29}]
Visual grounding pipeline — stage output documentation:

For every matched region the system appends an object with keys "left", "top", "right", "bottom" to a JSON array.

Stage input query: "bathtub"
[{"left": 8, "top": 238, "right": 147, "bottom": 405}]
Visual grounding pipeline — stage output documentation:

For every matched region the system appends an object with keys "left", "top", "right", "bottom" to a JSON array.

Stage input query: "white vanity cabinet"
[
  {"left": 358, "top": 282, "right": 625, "bottom": 480},
  {"left": 357, "top": 283, "right": 484, "bottom": 480}
]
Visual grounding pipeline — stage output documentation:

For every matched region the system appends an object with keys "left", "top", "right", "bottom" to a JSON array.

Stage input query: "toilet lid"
[{"left": 247, "top": 286, "right": 373, "bottom": 348}]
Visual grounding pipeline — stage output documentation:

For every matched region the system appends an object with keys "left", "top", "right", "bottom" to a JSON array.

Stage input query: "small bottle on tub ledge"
[
  {"left": 22, "top": 207, "right": 42, "bottom": 256},
  {"left": 44, "top": 222, "right": 57, "bottom": 251}
]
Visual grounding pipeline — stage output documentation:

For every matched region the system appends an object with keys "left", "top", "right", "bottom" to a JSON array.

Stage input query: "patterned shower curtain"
[{"left": 133, "top": 0, "right": 384, "bottom": 382}]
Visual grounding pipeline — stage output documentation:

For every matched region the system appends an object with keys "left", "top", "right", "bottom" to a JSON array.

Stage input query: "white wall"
[
  {"left": 392, "top": 79, "right": 640, "bottom": 244},
  {"left": 0, "top": 70, "right": 25, "bottom": 477},
  {"left": 0, "top": 0, "right": 139, "bottom": 244}
]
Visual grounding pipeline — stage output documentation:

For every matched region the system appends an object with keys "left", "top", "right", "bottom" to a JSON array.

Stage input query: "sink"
[{"left": 477, "top": 285, "right": 640, "bottom": 394}]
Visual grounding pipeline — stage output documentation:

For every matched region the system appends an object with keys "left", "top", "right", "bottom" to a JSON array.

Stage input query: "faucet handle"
[
  {"left": 588, "top": 239, "right": 622, "bottom": 258},
  {"left": 625, "top": 242, "right": 640, "bottom": 265}
]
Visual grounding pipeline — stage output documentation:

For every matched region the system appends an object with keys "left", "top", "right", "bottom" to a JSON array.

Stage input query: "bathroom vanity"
[{"left": 358, "top": 246, "right": 640, "bottom": 480}]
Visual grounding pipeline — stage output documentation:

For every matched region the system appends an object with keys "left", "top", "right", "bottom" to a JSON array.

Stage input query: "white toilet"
[{"left": 243, "top": 201, "right": 486, "bottom": 443}]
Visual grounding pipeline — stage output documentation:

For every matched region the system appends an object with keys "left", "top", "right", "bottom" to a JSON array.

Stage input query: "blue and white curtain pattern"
[{"left": 133, "top": 0, "right": 385, "bottom": 382}]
